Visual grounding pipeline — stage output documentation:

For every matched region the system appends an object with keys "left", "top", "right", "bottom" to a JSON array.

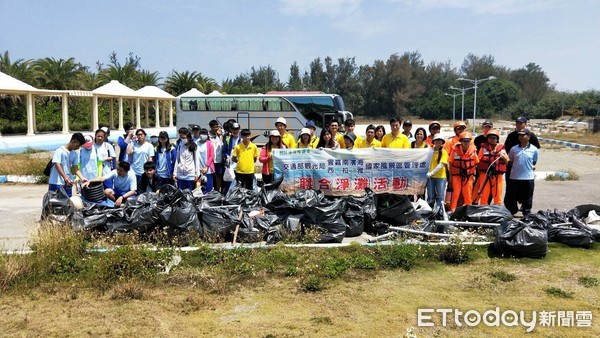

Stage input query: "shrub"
[
  {"left": 376, "top": 244, "right": 418, "bottom": 270},
  {"left": 544, "top": 286, "right": 574, "bottom": 298},
  {"left": 578, "top": 276, "right": 599, "bottom": 288},
  {"left": 299, "top": 275, "right": 326, "bottom": 292},
  {"left": 489, "top": 270, "right": 517, "bottom": 282},
  {"left": 437, "top": 239, "right": 472, "bottom": 264}
]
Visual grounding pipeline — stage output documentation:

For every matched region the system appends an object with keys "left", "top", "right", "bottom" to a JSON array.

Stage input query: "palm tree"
[
  {"left": 78, "top": 69, "right": 102, "bottom": 90},
  {"left": 97, "top": 52, "right": 140, "bottom": 87},
  {"left": 164, "top": 70, "right": 199, "bottom": 96},
  {"left": 32, "top": 57, "right": 82, "bottom": 90},
  {"left": 135, "top": 70, "right": 162, "bottom": 89},
  {"left": 0, "top": 50, "right": 34, "bottom": 84},
  {"left": 197, "top": 72, "right": 219, "bottom": 93}
]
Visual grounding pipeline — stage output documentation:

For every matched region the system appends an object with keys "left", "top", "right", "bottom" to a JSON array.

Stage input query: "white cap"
[
  {"left": 300, "top": 128, "right": 310, "bottom": 136},
  {"left": 83, "top": 135, "right": 94, "bottom": 149},
  {"left": 269, "top": 130, "right": 281, "bottom": 137},
  {"left": 100, "top": 126, "right": 110, "bottom": 135},
  {"left": 276, "top": 117, "right": 287, "bottom": 126}
]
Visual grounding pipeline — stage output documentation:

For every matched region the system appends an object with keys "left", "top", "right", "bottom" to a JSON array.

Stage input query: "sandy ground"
[{"left": 0, "top": 147, "right": 598, "bottom": 252}]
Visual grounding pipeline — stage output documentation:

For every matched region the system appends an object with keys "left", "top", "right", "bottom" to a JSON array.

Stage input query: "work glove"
[{"left": 426, "top": 172, "right": 433, "bottom": 178}]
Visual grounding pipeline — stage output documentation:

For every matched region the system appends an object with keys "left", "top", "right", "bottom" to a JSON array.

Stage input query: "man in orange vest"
[
  {"left": 449, "top": 131, "right": 479, "bottom": 211},
  {"left": 444, "top": 121, "right": 468, "bottom": 154},
  {"left": 474, "top": 129, "right": 508, "bottom": 205}
]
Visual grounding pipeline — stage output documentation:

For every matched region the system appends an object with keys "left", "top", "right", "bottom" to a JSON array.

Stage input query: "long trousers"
[
  {"left": 450, "top": 175, "right": 474, "bottom": 211},
  {"left": 476, "top": 172, "right": 504, "bottom": 205}
]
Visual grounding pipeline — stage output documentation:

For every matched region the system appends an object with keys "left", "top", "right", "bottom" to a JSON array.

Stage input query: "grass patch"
[
  {"left": 545, "top": 169, "right": 580, "bottom": 181},
  {"left": 0, "top": 152, "right": 49, "bottom": 176},
  {"left": 578, "top": 276, "right": 599, "bottom": 288},
  {"left": 111, "top": 281, "right": 148, "bottom": 301},
  {"left": 544, "top": 286, "right": 574, "bottom": 298},
  {"left": 299, "top": 275, "right": 326, "bottom": 292},
  {"left": 489, "top": 270, "right": 518, "bottom": 282},
  {"left": 543, "top": 130, "right": 600, "bottom": 147},
  {"left": 436, "top": 239, "right": 473, "bottom": 264}
]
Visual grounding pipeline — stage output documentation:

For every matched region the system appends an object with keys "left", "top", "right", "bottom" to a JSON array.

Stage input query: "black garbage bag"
[
  {"left": 547, "top": 225, "right": 593, "bottom": 248},
  {"left": 493, "top": 220, "right": 547, "bottom": 258},
  {"left": 571, "top": 216, "right": 600, "bottom": 241},
  {"left": 266, "top": 213, "right": 303, "bottom": 244},
  {"left": 196, "top": 190, "right": 223, "bottom": 208},
  {"left": 261, "top": 189, "right": 297, "bottom": 215},
  {"left": 238, "top": 212, "right": 282, "bottom": 243},
  {"left": 159, "top": 192, "right": 200, "bottom": 236},
  {"left": 451, "top": 205, "right": 513, "bottom": 223},
  {"left": 375, "top": 194, "right": 422, "bottom": 226},
  {"left": 302, "top": 198, "right": 347, "bottom": 243},
  {"left": 343, "top": 196, "right": 365, "bottom": 237},
  {"left": 41, "top": 187, "right": 74, "bottom": 222},
  {"left": 200, "top": 205, "right": 241, "bottom": 240},
  {"left": 573, "top": 204, "right": 600, "bottom": 219},
  {"left": 71, "top": 204, "right": 110, "bottom": 231},
  {"left": 292, "top": 189, "right": 325, "bottom": 209},
  {"left": 263, "top": 176, "right": 283, "bottom": 191},
  {"left": 369, "top": 221, "right": 390, "bottom": 235},
  {"left": 225, "top": 186, "right": 260, "bottom": 208}
]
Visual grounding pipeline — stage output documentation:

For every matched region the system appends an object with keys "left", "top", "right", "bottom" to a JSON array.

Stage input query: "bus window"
[
  {"left": 180, "top": 98, "right": 207, "bottom": 111},
  {"left": 265, "top": 98, "right": 294, "bottom": 111},
  {"left": 311, "top": 96, "right": 336, "bottom": 113},
  {"left": 206, "top": 97, "right": 236, "bottom": 111},
  {"left": 237, "top": 98, "right": 263, "bottom": 111}
]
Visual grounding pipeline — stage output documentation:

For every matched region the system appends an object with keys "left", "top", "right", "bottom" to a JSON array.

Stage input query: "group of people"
[
  {"left": 423, "top": 117, "right": 541, "bottom": 217},
  {"left": 48, "top": 115, "right": 540, "bottom": 215}
]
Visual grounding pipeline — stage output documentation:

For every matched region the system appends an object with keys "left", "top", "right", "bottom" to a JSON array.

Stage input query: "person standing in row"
[
  {"left": 233, "top": 129, "right": 259, "bottom": 190},
  {"left": 328, "top": 120, "right": 345, "bottom": 148},
  {"left": 474, "top": 120, "right": 494, "bottom": 152},
  {"left": 275, "top": 117, "right": 296, "bottom": 149},
  {"left": 382, "top": 117, "right": 410, "bottom": 148},
  {"left": 316, "top": 128, "right": 340, "bottom": 149},
  {"left": 117, "top": 122, "right": 135, "bottom": 164},
  {"left": 504, "top": 130, "right": 539, "bottom": 216},
  {"left": 448, "top": 132, "right": 479, "bottom": 211},
  {"left": 154, "top": 131, "right": 176, "bottom": 188},
  {"left": 259, "top": 130, "right": 286, "bottom": 184},
  {"left": 297, "top": 128, "right": 314, "bottom": 148},
  {"left": 360, "top": 125, "right": 381, "bottom": 148},
  {"left": 475, "top": 129, "right": 508, "bottom": 205},
  {"left": 48, "top": 133, "right": 87, "bottom": 197},
  {"left": 504, "top": 116, "right": 541, "bottom": 180},
  {"left": 425, "top": 121, "right": 441, "bottom": 147},
  {"left": 79, "top": 135, "right": 102, "bottom": 186},
  {"left": 173, "top": 127, "right": 200, "bottom": 191},
  {"left": 197, "top": 128, "right": 215, "bottom": 193},
  {"left": 221, "top": 122, "right": 241, "bottom": 194},
  {"left": 426, "top": 135, "right": 449, "bottom": 218},
  {"left": 209, "top": 120, "right": 224, "bottom": 192},
  {"left": 305, "top": 120, "right": 319, "bottom": 148},
  {"left": 402, "top": 120, "right": 415, "bottom": 143},
  {"left": 375, "top": 125, "right": 386, "bottom": 142},
  {"left": 411, "top": 128, "right": 428, "bottom": 149},
  {"left": 127, "top": 128, "right": 155, "bottom": 187},
  {"left": 342, "top": 119, "right": 363, "bottom": 148},
  {"left": 444, "top": 121, "right": 468, "bottom": 154},
  {"left": 94, "top": 128, "right": 116, "bottom": 188}
]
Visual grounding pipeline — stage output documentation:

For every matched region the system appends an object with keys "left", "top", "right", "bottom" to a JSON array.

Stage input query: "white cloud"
[
  {"left": 278, "top": 0, "right": 363, "bottom": 18},
  {"left": 395, "top": 0, "right": 564, "bottom": 15}
]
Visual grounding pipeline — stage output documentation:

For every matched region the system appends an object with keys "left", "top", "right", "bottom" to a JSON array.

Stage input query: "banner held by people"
[{"left": 273, "top": 148, "right": 432, "bottom": 196}]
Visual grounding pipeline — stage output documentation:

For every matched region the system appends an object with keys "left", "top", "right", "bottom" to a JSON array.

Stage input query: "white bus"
[{"left": 176, "top": 91, "right": 353, "bottom": 144}]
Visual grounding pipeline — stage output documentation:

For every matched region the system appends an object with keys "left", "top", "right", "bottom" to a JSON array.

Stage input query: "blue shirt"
[
  {"left": 130, "top": 141, "right": 155, "bottom": 175},
  {"left": 509, "top": 144, "right": 538, "bottom": 180},
  {"left": 79, "top": 147, "right": 100, "bottom": 180},
  {"left": 49, "top": 146, "right": 79, "bottom": 185},
  {"left": 103, "top": 169, "right": 137, "bottom": 193}
]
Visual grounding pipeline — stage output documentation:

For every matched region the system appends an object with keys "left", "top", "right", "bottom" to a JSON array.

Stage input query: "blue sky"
[{"left": 1, "top": 0, "right": 598, "bottom": 92}]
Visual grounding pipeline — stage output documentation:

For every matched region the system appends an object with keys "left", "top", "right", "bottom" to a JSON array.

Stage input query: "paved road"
[{"left": 1, "top": 147, "right": 598, "bottom": 252}]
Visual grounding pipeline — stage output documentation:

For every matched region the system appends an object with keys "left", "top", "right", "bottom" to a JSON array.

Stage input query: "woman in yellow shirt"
[
  {"left": 426, "top": 135, "right": 449, "bottom": 217},
  {"left": 411, "top": 128, "right": 428, "bottom": 149}
]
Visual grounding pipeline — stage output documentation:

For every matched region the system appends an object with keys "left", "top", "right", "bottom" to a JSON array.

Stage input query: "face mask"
[
  {"left": 150, "top": 137, "right": 158, "bottom": 144},
  {"left": 200, "top": 135, "right": 208, "bottom": 141},
  {"left": 181, "top": 138, "right": 188, "bottom": 145}
]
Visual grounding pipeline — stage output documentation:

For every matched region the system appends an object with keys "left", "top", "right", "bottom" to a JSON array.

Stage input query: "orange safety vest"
[
  {"left": 450, "top": 144, "right": 478, "bottom": 177},
  {"left": 477, "top": 143, "right": 507, "bottom": 174}
]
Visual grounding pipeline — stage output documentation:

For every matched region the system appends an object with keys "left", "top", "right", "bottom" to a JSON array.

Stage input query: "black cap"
[
  {"left": 343, "top": 132, "right": 356, "bottom": 143},
  {"left": 189, "top": 124, "right": 200, "bottom": 130},
  {"left": 403, "top": 120, "right": 412, "bottom": 126},
  {"left": 482, "top": 120, "right": 493, "bottom": 127},
  {"left": 515, "top": 116, "right": 528, "bottom": 123},
  {"left": 517, "top": 130, "right": 532, "bottom": 136}
]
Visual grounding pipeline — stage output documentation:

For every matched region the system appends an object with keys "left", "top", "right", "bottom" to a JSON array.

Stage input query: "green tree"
[
  {"left": 32, "top": 57, "right": 83, "bottom": 90},
  {"left": 135, "top": 69, "right": 161, "bottom": 88},
  {"left": 510, "top": 63, "right": 551, "bottom": 105},
  {"left": 98, "top": 52, "right": 141, "bottom": 87},
  {"left": 287, "top": 61, "right": 303, "bottom": 91},
  {"left": 164, "top": 70, "right": 199, "bottom": 96},
  {"left": 0, "top": 50, "right": 34, "bottom": 84}
]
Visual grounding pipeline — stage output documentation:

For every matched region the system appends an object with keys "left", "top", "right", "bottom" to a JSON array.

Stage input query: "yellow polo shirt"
[
  {"left": 382, "top": 133, "right": 410, "bottom": 148},
  {"left": 334, "top": 133, "right": 345, "bottom": 148},
  {"left": 233, "top": 142, "right": 259, "bottom": 174},
  {"left": 281, "top": 132, "right": 297, "bottom": 149},
  {"left": 359, "top": 138, "right": 382, "bottom": 148}
]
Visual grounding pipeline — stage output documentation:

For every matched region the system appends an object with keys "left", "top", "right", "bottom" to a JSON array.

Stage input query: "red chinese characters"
[
  {"left": 318, "top": 177, "right": 332, "bottom": 190},
  {"left": 335, "top": 177, "right": 350, "bottom": 191},
  {"left": 353, "top": 177, "right": 369, "bottom": 190},
  {"left": 372, "top": 177, "right": 388, "bottom": 191},
  {"left": 392, "top": 176, "right": 408, "bottom": 190},
  {"left": 299, "top": 177, "right": 314, "bottom": 189}
]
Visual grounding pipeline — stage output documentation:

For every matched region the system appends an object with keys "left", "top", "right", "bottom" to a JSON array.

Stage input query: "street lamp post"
[
  {"left": 449, "top": 86, "right": 473, "bottom": 121},
  {"left": 457, "top": 76, "right": 497, "bottom": 133},
  {"left": 444, "top": 92, "right": 460, "bottom": 123}
]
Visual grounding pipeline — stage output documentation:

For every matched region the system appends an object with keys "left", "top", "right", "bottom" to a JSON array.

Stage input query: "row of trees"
[{"left": 1, "top": 50, "right": 599, "bottom": 133}]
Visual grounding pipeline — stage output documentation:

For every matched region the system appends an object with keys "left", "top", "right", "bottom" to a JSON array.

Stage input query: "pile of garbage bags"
[
  {"left": 42, "top": 183, "right": 422, "bottom": 244},
  {"left": 41, "top": 185, "right": 600, "bottom": 251}
]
